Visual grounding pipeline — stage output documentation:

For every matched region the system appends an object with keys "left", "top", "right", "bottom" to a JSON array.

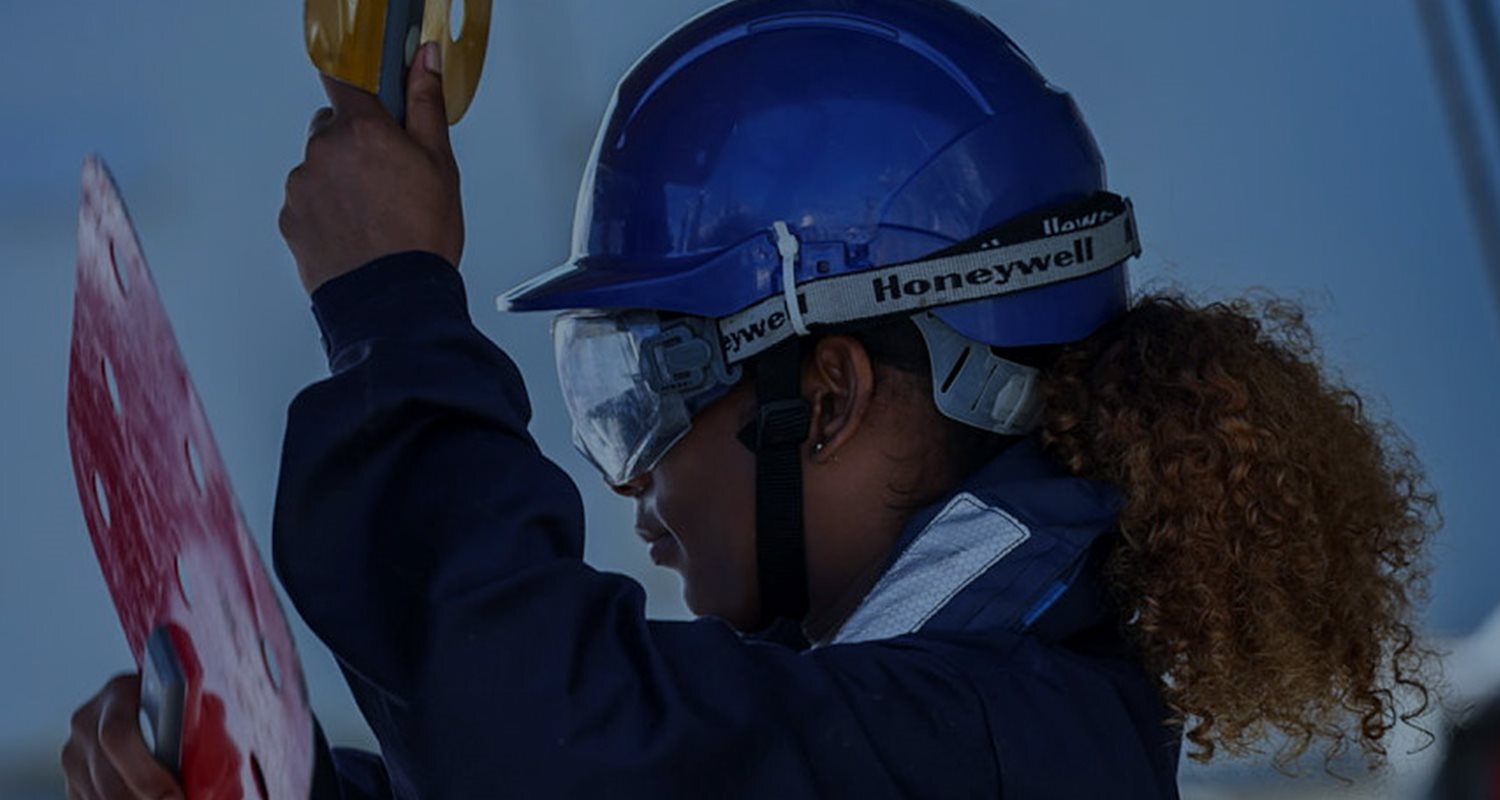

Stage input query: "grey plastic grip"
[
  {"left": 139, "top": 626, "right": 186, "bottom": 775},
  {"left": 377, "top": 0, "right": 427, "bottom": 123}
]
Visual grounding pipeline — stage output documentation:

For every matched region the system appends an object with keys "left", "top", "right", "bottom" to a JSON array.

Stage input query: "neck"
[
  {"left": 798, "top": 473, "right": 927, "bottom": 644},
  {"left": 795, "top": 399, "right": 982, "bottom": 644},
  {"left": 801, "top": 545, "right": 892, "bottom": 644}
]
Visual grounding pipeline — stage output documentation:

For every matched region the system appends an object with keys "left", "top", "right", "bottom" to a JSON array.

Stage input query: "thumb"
[{"left": 406, "top": 43, "right": 453, "bottom": 158}]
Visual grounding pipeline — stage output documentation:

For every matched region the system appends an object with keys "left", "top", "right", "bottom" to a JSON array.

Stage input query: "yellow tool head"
[
  {"left": 422, "top": 0, "right": 492, "bottom": 124},
  {"left": 304, "top": 0, "right": 492, "bottom": 125}
]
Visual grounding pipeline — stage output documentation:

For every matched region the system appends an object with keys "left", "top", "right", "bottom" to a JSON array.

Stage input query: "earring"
[{"left": 814, "top": 441, "right": 827, "bottom": 455}]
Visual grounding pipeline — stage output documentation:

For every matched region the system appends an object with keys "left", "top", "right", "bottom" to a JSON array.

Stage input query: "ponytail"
[{"left": 1039, "top": 294, "right": 1439, "bottom": 768}]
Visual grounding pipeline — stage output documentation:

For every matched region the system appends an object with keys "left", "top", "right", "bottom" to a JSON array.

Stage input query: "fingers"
[
  {"left": 61, "top": 737, "right": 99, "bottom": 800},
  {"left": 87, "top": 751, "right": 134, "bottom": 799},
  {"left": 308, "top": 45, "right": 451, "bottom": 162},
  {"left": 303, "top": 108, "right": 335, "bottom": 165},
  {"left": 319, "top": 74, "right": 386, "bottom": 121},
  {"left": 283, "top": 43, "right": 465, "bottom": 292},
  {"left": 307, "top": 106, "right": 334, "bottom": 139},
  {"left": 65, "top": 695, "right": 105, "bottom": 799},
  {"left": 278, "top": 168, "right": 300, "bottom": 238},
  {"left": 61, "top": 673, "right": 182, "bottom": 800},
  {"left": 98, "top": 676, "right": 181, "bottom": 799},
  {"left": 404, "top": 43, "right": 454, "bottom": 161},
  {"left": 60, "top": 740, "right": 92, "bottom": 800}
]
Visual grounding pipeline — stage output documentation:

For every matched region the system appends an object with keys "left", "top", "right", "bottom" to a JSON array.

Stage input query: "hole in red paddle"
[
  {"left": 101, "top": 357, "right": 122, "bottom": 416},
  {"left": 262, "top": 636, "right": 283, "bottom": 692},
  {"left": 108, "top": 239, "right": 130, "bottom": 295},
  {"left": 185, "top": 437, "right": 204, "bottom": 492},
  {"left": 93, "top": 473, "right": 111, "bottom": 528},
  {"left": 175, "top": 554, "right": 194, "bottom": 609}
]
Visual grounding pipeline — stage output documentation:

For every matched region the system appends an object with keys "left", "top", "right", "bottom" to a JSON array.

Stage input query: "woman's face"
[
  {"left": 614, "top": 383, "right": 762, "bottom": 629},
  {"left": 608, "top": 334, "right": 910, "bottom": 634}
]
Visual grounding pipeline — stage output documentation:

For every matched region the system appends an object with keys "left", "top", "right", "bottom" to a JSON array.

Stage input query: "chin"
[{"left": 682, "top": 583, "right": 758, "bottom": 632}]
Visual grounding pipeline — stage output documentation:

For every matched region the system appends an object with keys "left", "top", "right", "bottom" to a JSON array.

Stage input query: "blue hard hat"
[{"left": 501, "top": 0, "right": 1128, "bottom": 348}]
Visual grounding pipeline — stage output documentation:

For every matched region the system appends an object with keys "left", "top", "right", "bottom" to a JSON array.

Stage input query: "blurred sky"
[{"left": 2, "top": 1, "right": 1498, "bottom": 796}]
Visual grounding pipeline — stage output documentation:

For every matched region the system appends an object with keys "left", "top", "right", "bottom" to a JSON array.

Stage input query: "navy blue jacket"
[{"left": 273, "top": 252, "right": 1182, "bottom": 798}]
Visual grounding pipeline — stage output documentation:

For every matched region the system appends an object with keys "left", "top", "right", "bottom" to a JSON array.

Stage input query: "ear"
[{"left": 802, "top": 336, "right": 876, "bottom": 463}]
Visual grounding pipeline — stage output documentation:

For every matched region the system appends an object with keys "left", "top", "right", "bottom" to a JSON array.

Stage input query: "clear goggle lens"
[{"left": 552, "top": 310, "right": 739, "bottom": 485}]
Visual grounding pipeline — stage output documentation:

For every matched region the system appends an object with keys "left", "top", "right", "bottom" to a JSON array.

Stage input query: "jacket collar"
[{"left": 829, "top": 435, "right": 1122, "bottom": 646}]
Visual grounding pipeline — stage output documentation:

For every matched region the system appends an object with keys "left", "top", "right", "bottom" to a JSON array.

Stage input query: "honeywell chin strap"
[{"left": 736, "top": 338, "right": 811, "bottom": 623}]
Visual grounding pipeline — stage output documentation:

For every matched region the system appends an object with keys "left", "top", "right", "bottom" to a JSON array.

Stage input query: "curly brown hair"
[{"left": 1038, "top": 292, "right": 1441, "bottom": 769}]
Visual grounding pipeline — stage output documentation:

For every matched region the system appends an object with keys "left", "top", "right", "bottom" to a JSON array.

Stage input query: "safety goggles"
[
  {"left": 552, "top": 310, "right": 743, "bottom": 485},
  {"left": 548, "top": 192, "right": 1141, "bottom": 482}
]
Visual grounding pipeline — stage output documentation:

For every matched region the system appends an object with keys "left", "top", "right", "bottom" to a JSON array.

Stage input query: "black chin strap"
[{"left": 736, "top": 338, "right": 810, "bottom": 623}]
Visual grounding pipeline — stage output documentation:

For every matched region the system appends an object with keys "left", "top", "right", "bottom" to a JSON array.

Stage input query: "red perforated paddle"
[{"left": 66, "top": 157, "right": 313, "bottom": 799}]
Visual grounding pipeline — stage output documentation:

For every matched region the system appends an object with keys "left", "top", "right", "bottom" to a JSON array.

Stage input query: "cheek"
[{"left": 651, "top": 399, "right": 760, "bottom": 624}]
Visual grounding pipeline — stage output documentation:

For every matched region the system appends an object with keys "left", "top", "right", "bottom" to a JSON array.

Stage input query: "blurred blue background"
[{"left": 3, "top": 2, "right": 1497, "bottom": 797}]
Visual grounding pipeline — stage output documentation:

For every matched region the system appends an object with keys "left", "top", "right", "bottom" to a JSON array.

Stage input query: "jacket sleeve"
[
  {"left": 309, "top": 719, "right": 394, "bottom": 800},
  {"left": 272, "top": 252, "right": 1002, "bottom": 799}
]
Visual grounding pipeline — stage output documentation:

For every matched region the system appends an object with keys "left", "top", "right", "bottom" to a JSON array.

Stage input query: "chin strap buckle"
[{"left": 737, "top": 398, "right": 811, "bottom": 453}]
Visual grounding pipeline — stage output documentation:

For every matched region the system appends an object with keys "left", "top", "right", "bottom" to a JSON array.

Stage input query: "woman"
[{"left": 63, "top": 1, "right": 1437, "bottom": 797}]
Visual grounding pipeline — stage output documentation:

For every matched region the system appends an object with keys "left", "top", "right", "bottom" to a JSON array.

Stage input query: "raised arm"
[{"left": 271, "top": 254, "right": 1002, "bottom": 798}]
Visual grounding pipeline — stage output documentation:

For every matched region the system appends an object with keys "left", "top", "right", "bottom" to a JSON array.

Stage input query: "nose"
[{"left": 608, "top": 471, "right": 652, "bottom": 498}]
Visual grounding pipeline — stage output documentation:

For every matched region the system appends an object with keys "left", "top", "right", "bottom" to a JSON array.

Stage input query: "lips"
[
  {"left": 636, "top": 520, "right": 679, "bottom": 566},
  {"left": 648, "top": 536, "right": 680, "bottom": 566}
]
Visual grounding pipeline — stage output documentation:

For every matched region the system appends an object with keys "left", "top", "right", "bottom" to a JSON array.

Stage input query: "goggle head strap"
[{"left": 717, "top": 192, "right": 1139, "bottom": 366}]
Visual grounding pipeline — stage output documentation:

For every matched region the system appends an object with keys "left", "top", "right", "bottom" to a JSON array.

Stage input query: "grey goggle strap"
[{"left": 735, "top": 338, "right": 811, "bottom": 623}]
